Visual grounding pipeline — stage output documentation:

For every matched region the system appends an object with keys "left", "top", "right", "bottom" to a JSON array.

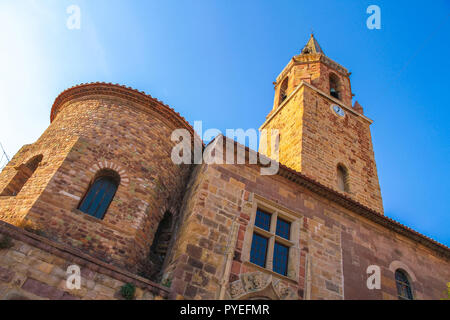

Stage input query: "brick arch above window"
[
  {"left": 88, "top": 161, "right": 129, "bottom": 186},
  {"left": 78, "top": 168, "right": 122, "bottom": 220},
  {"left": 389, "top": 261, "right": 417, "bottom": 282}
]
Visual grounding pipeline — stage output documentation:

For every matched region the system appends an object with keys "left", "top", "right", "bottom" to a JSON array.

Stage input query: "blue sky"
[{"left": 0, "top": 0, "right": 449, "bottom": 245}]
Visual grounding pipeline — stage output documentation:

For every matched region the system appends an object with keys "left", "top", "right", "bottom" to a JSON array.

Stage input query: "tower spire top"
[{"left": 301, "top": 33, "right": 324, "bottom": 55}]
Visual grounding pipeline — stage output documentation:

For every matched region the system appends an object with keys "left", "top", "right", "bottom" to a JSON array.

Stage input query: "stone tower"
[
  {"left": 260, "top": 34, "right": 383, "bottom": 213},
  {"left": 0, "top": 83, "right": 197, "bottom": 273}
]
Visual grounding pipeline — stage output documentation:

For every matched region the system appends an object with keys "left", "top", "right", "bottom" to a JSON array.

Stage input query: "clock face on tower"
[{"left": 331, "top": 104, "right": 345, "bottom": 117}]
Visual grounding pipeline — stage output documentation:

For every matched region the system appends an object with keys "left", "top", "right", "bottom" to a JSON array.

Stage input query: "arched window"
[
  {"left": 150, "top": 212, "right": 173, "bottom": 264},
  {"left": 278, "top": 77, "right": 289, "bottom": 106},
  {"left": 145, "top": 211, "right": 174, "bottom": 281},
  {"left": 329, "top": 73, "right": 340, "bottom": 100},
  {"left": 337, "top": 164, "right": 350, "bottom": 192},
  {"left": 78, "top": 169, "right": 120, "bottom": 219},
  {"left": 0, "top": 155, "right": 43, "bottom": 196},
  {"left": 395, "top": 269, "right": 414, "bottom": 300}
]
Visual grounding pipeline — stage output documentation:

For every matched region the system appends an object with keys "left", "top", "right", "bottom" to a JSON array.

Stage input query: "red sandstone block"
[
  {"left": 231, "top": 260, "right": 241, "bottom": 275},
  {"left": 22, "top": 278, "right": 65, "bottom": 299}
]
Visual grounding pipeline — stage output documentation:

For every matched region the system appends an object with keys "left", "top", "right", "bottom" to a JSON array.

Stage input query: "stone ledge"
[
  {"left": 242, "top": 261, "right": 298, "bottom": 285},
  {"left": 0, "top": 220, "right": 170, "bottom": 298}
]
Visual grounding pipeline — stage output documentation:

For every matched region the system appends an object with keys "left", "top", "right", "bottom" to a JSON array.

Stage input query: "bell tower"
[{"left": 260, "top": 34, "right": 383, "bottom": 214}]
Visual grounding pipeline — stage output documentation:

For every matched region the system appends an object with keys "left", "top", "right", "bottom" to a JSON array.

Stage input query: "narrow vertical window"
[
  {"left": 250, "top": 209, "right": 271, "bottom": 268},
  {"left": 395, "top": 269, "right": 414, "bottom": 300},
  {"left": 337, "top": 164, "right": 350, "bottom": 192},
  {"left": 146, "top": 211, "right": 174, "bottom": 281},
  {"left": 149, "top": 212, "right": 173, "bottom": 265},
  {"left": 255, "top": 209, "right": 271, "bottom": 231},
  {"left": 329, "top": 73, "right": 341, "bottom": 100},
  {"left": 273, "top": 242, "right": 289, "bottom": 276},
  {"left": 274, "top": 217, "right": 291, "bottom": 276},
  {"left": 278, "top": 77, "right": 289, "bottom": 106},
  {"left": 0, "top": 155, "right": 43, "bottom": 196},
  {"left": 276, "top": 217, "right": 290, "bottom": 239},
  {"left": 78, "top": 170, "right": 119, "bottom": 219},
  {"left": 250, "top": 233, "right": 268, "bottom": 267}
]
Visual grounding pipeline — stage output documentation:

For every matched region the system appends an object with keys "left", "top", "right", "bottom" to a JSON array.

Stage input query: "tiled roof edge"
[{"left": 217, "top": 135, "right": 450, "bottom": 259}]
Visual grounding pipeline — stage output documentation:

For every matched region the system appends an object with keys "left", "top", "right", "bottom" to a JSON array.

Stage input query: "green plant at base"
[
  {"left": 120, "top": 283, "right": 136, "bottom": 300},
  {"left": 441, "top": 282, "right": 450, "bottom": 300},
  {"left": 161, "top": 278, "right": 172, "bottom": 288}
]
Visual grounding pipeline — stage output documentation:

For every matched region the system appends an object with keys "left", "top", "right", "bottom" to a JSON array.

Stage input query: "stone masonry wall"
[
  {"left": 0, "top": 221, "right": 168, "bottom": 300},
  {"left": 262, "top": 83, "right": 383, "bottom": 214},
  {"left": 0, "top": 138, "right": 79, "bottom": 224},
  {"left": 0, "top": 85, "right": 194, "bottom": 274},
  {"left": 163, "top": 163, "right": 228, "bottom": 299},
  {"left": 166, "top": 159, "right": 449, "bottom": 300},
  {"left": 301, "top": 86, "right": 383, "bottom": 213},
  {"left": 261, "top": 86, "right": 305, "bottom": 171},
  {"left": 272, "top": 55, "right": 352, "bottom": 111}
]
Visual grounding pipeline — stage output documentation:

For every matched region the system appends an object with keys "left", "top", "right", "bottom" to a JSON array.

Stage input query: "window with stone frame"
[
  {"left": 395, "top": 269, "right": 414, "bottom": 300},
  {"left": 243, "top": 199, "right": 301, "bottom": 281},
  {"left": 78, "top": 169, "right": 120, "bottom": 219}
]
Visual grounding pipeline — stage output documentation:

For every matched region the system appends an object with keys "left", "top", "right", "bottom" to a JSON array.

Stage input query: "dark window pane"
[
  {"left": 88, "top": 181, "right": 108, "bottom": 216},
  {"left": 395, "top": 270, "right": 413, "bottom": 300},
  {"left": 79, "top": 176, "right": 118, "bottom": 219},
  {"left": 330, "top": 89, "right": 339, "bottom": 99},
  {"left": 276, "top": 218, "right": 290, "bottom": 239},
  {"left": 395, "top": 270, "right": 408, "bottom": 282},
  {"left": 273, "top": 242, "right": 289, "bottom": 276},
  {"left": 94, "top": 181, "right": 117, "bottom": 219},
  {"left": 255, "top": 209, "right": 271, "bottom": 231},
  {"left": 250, "top": 233, "right": 268, "bottom": 268}
]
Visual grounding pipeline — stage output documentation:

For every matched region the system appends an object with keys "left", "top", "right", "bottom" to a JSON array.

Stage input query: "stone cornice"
[
  {"left": 275, "top": 161, "right": 450, "bottom": 260},
  {"left": 302, "top": 81, "right": 373, "bottom": 123},
  {"left": 275, "top": 53, "right": 349, "bottom": 85},
  {"left": 318, "top": 54, "right": 349, "bottom": 76},
  {"left": 212, "top": 135, "right": 450, "bottom": 260}
]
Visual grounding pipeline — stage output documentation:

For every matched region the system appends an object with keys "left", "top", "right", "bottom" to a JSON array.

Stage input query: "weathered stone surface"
[
  {"left": 0, "top": 222, "right": 168, "bottom": 300},
  {"left": 0, "top": 266, "right": 15, "bottom": 283},
  {"left": 0, "top": 84, "right": 195, "bottom": 273},
  {"left": 0, "top": 38, "right": 449, "bottom": 301}
]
